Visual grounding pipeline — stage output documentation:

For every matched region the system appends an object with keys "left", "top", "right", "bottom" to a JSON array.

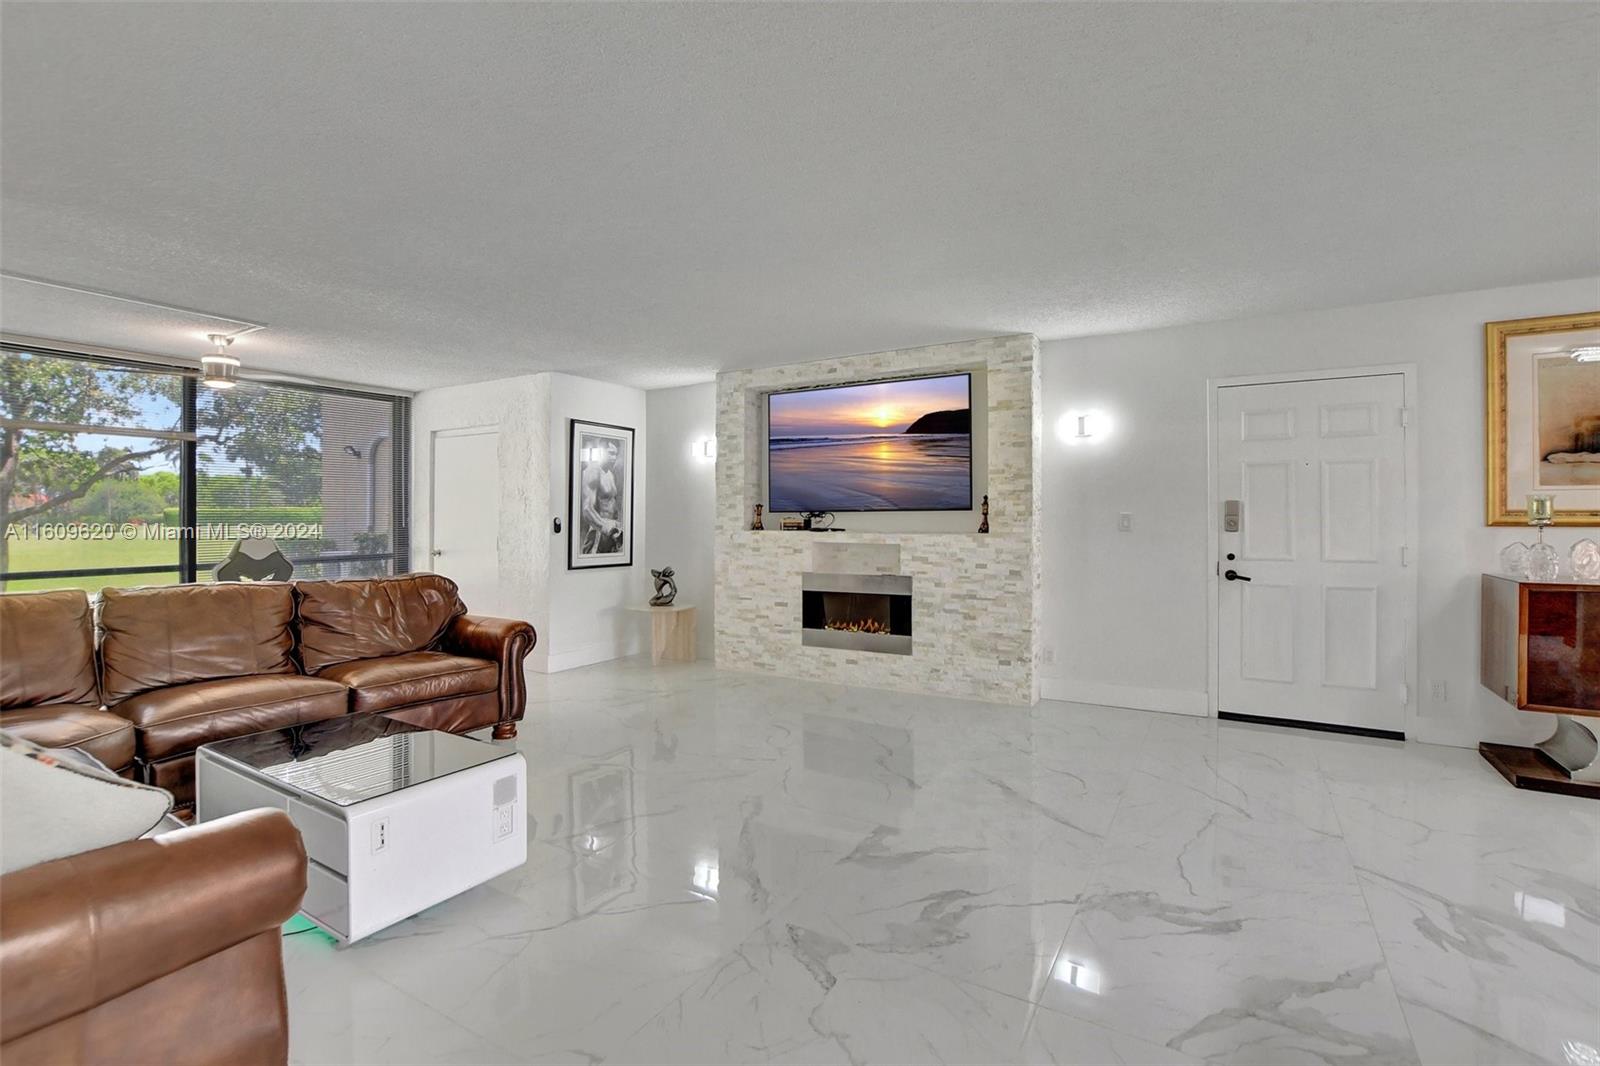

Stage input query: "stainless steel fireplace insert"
[{"left": 800, "top": 572, "right": 913, "bottom": 655}]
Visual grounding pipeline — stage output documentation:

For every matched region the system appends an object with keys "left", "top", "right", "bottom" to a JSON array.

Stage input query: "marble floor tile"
[
  {"left": 610, "top": 913, "right": 1193, "bottom": 1066},
  {"left": 284, "top": 929, "right": 522, "bottom": 1066},
  {"left": 279, "top": 658, "right": 1600, "bottom": 1065},
  {"left": 1041, "top": 883, "right": 1418, "bottom": 1065}
]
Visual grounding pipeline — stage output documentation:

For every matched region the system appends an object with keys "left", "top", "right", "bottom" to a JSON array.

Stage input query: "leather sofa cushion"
[
  {"left": 0, "top": 707, "right": 136, "bottom": 772},
  {"left": 113, "top": 675, "right": 349, "bottom": 762},
  {"left": 294, "top": 574, "right": 466, "bottom": 672},
  {"left": 383, "top": 691, "right": 499, "bottom": 734},
  {"left": 98, "top": 585, "right": 298, "bottom": 704},
  {"left": 317, "top": 652, "right": 497, "bottom": 715},
  {"left": 0, "top": 590, "right": 98, "bottom": 711}
]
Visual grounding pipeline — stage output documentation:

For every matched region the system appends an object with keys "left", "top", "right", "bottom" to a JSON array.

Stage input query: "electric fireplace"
[{"left": 801, "top": 572, "right": 913, "bottom": 655}]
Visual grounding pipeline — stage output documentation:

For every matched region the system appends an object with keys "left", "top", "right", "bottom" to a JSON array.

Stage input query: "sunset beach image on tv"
[{"left": 767, "top": 372, "right": 972, "bottom": 512}]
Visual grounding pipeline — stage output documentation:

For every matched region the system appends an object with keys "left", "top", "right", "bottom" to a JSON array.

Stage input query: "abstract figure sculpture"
[{"left": 649, "top": 566, "right": 678, "bottom": 606}]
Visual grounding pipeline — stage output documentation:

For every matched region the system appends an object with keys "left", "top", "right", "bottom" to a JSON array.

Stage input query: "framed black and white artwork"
[{"left": 567, "top": 419, "right": 635, "bottom": 569}]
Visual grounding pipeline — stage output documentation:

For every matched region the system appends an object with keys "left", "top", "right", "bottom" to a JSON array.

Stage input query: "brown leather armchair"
[{"left": 0, "top": 809, "right": 307, "bottom": 1065}]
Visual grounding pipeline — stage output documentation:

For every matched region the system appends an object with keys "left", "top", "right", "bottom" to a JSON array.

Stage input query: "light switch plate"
[{"left": 1117, "top": 512, "right": 1133, "bottom": 532}]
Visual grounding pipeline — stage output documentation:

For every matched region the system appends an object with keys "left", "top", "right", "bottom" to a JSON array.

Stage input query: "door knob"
[
  {"left": 430, "top": 549, "right": 443, "bottom": 558},
  {"left": 1224, "top": 569, "right": 1252, "bottom": 582}
]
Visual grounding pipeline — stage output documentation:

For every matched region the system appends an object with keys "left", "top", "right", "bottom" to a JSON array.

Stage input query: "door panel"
[
  {"left": 430, "top": 429, "right": 501, "bottom": 616},
  {"left": 1242, "top": 461, "right": 1296, "bottom": 560},
  {"left": 1242, "top": 407, "right": 1296, "bottom": 441},
  {"left": 1240, "top": 583, "right": 1296, "bottom": 683},
  {"left": 1217, "top": 374, "right": 1408, "bottom": 735},
  {"left": 1319, "top": 402, "right": 1380, "bottom": 438},
  {"left": 1321, "top": 459, "right": 1379, "bottom": 562},
  {"left": 1322, "top": 585, "right": 1379, "bottom": 689}
]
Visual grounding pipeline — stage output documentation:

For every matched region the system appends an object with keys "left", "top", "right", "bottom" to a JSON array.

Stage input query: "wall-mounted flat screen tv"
[{"left": 767, "top": 372, "right": 972, "bottom": 513}]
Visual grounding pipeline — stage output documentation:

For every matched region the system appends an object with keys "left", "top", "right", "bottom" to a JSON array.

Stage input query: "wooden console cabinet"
[{"left": 1480, "top": 574, "right": 1600, "bottom": 797}]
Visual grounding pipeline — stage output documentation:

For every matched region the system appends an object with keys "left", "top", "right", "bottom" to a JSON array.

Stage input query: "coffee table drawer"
[{"left": 289, "top": 796, "right": 349, "bottom": 876}]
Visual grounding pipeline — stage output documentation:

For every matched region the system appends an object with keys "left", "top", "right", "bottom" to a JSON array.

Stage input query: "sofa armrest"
[
  {"left": 440, "top": 614, "right": 537, "bottom": 737},
  {"left": 0, "top": 808, "right": 306, "bottom": 1045}
]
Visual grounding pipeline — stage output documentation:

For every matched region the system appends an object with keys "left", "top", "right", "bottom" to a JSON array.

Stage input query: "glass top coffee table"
[{"left": 197, "top": 715, "right": 527, "bottom": 942}]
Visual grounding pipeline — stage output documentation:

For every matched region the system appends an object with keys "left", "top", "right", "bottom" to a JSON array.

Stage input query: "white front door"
[
  {"left": 430, "top": 428, "right": 501, "bottom": 616},
  {"left": 1216, "top": 373, "right": 1410, "bottom": 736}
]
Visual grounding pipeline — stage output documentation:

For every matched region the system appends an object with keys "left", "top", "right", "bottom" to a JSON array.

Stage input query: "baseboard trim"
[
  {"left": 1040, "top": 680, "right": 1208, "bottom": 717},
  {"left": 1218, "top": 711, "right": 1404, "bottom": 742},
  {"left": 535, "top": 639, "right": 641, "bottom": 674}
]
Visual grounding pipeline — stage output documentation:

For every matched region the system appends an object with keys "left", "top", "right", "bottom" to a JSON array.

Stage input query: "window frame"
[{"left": 0, "top": 343, "right": 411, "bottom": 589}]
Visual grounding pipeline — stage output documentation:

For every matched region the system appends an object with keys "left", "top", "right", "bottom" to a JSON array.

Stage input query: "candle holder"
[
  {"left": 1526, "top": 493, "right": 1556, "bottom": 529},
  {"left": 1525, "top": 494, "right": 1559, "bottom": 580}
]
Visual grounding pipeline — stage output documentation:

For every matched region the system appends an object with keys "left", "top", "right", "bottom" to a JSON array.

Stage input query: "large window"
[{"left": 1, "top": 345, "right": 409, "bottom": 592}]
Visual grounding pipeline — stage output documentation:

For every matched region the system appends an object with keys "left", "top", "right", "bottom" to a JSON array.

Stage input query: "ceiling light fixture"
[
  {"left": 1570, "top": 346, "right": 1600, "bottom": 363},
  {"left": 201, "top": 333, "right": 240, "bottom": 389}
]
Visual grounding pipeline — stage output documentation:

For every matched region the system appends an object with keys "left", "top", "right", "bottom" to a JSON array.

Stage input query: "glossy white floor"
[{"left": 283, "top": 658, "right": 1600, "bottom": 1066}]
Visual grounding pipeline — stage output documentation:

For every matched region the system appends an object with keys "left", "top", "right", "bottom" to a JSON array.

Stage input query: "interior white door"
[
  {"left": 430, "top": 428, "right": 501, "bottom": 616},
  {"left": 1216, "top": 374, "right": 1409, "bottom": 736}
]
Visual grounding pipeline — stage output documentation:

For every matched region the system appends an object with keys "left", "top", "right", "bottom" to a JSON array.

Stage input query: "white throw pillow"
[{"left": 0, "top": 730, "right": 174, "bottom": 874}]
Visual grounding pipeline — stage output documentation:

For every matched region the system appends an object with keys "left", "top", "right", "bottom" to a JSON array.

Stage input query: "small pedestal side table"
[{"left": 627, "top": 604, "right": 697, "bottom": 665}]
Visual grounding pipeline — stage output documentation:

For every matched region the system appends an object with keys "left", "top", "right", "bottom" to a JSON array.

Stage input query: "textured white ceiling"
[{"left": 3, "top": 2, "right": 1597, "bottom": 392}]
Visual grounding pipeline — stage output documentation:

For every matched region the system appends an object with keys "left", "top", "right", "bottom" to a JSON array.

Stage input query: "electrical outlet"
[
  {"left": 1430, "top": 681, "right": 1448, "bottom": 703},
  {"left": 1038, "top": 646, "right": 1055, "bottom": 665},
  {"left": 1117, "top": 512, "right": 1133, "bottom": 533},
  {"left": 493, "top": 804, "right": 515, "bottom": 842},
  {"left": 371, "top": 818, "right": 389, "bottom": 854}
]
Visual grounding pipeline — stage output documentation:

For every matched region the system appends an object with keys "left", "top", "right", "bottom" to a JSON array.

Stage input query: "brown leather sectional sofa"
[{"left": 0, "top": 574, "right": 536, "bottom": 807}]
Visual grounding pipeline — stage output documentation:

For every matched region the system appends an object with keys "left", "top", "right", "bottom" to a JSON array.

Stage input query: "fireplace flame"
[{"left": 824, "top": 617, "right": 891, "bottom": 635}]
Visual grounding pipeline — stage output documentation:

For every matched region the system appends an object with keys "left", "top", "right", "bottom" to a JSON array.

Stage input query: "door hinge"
[
  {"left": 1399, "top": 406, "right": 1411, "bottom": 428},
  {"left": 1400, "top": 545, "right": 1409, "bottom": 567},
  {"left": 1402, "top": 683, "right": 1410, "bottom": 705}
]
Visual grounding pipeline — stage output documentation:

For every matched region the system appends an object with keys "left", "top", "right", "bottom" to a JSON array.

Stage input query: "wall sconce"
[
  {"left": 692, "top": 437, "right": 717, "bottom": 460},
  {"left": 1057, "top": 409, "right": 1112, "bottom": 446}
]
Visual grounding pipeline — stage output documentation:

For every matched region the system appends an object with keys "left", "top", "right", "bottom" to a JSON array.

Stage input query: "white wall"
[
  {"left": 411, "top": 373, "right": 552, "bottom": 643},
  {"left": 413, "top": 370, "right": 650, "bottom": 673},
  {"left": 1040, "top": 275, "right": 1600, "bottom": 747},
  {"left": 645, "top": 383, "right": 717, "bottom": 656},
  {"left": 542, "top": 372, "right": 649, "bottom": 672}
]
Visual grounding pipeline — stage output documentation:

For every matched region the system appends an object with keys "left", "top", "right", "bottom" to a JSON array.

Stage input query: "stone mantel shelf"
[{"left": 730, "top": 530, "right": 1019, "bottom": 541}]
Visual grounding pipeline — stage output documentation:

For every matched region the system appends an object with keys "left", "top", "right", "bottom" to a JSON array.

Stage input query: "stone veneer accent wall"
[{"left": 714, "top": 334, "right": 1042, "bottom": 704}]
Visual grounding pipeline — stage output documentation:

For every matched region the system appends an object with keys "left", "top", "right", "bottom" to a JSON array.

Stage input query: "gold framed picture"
[{"left": 1485, "top": 311, "right": 1600, "bottom": 526}]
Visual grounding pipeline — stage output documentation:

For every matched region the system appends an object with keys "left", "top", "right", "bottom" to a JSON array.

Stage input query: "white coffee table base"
[{"left": 197, "top": 743, "right": 527, "bottom": 943}]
